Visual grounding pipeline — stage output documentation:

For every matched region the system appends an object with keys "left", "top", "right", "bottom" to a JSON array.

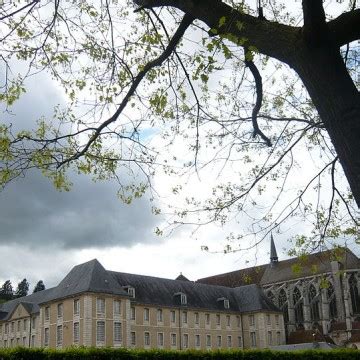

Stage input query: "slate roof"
[
  {"left": 197, "top": 264, "right": 267, "bottom": 287},
  {"left": 42, "top": 259, "right": 128, "bottom": 303},
  {"left": 0, "top": 259, "right": 281, "bottom": 322},
  {"left": 109, "top": 271, "right": 280, "bottom": 313},
  {"left": 197, "top": 248, "right": 360, "bottom": 287},
  {"left": 0, "top": 288, "right": 55, "bottom": 321}
]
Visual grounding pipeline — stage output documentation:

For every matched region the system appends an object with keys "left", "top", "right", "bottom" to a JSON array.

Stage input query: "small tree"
[
  {"left": 0, "top": 280, "right": 13, "bottom": 301},
  {"left": 33, "top": 280, "right": 45, "bottom": 293},
  {"left": 15, "top": 279, "right": 29, "bottom": 298}
]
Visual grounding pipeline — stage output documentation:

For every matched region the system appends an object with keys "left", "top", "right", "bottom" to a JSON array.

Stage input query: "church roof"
[
  {"left": 0, "top": 259, "right": 281, "bottom": 321},
  {"left": 197, "top": 248, "right": 360, "bottom": 287}
]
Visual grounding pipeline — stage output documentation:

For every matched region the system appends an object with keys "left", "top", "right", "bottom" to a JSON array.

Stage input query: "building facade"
[
  {"left": 0, "top": 259, "right": 285, "bottom": 350},
  {"left": 198, "top": 237, "right": 360, "bottom": 347}
]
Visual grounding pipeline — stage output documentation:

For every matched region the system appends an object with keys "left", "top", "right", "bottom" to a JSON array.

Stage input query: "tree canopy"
[
  {"left": 33, "top": 280, "right": 46, "bottom": 293},
  {"left": 0, "top": 0, "right": 359, "bottom": 251}
]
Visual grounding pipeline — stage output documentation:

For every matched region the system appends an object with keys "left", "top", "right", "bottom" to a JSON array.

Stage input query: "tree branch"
[
  {"left": 328, "top": 8, "right": 360, "bottom": 47},
  {"left": 133, "top": 0, "right": 298, "bottom": 64},
  {"left": 57, "top": 13, "right": 194, "bottom": 168},
  {"left": 302, "top": 0, "right": 327, "bottom": 45},
  {"left": 244, "top": 51, "right": 272, "bottom": 147}
]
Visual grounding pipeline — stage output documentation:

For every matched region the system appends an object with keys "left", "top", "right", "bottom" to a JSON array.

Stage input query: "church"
[{"left": 197, "top": 236, "right": 360, "bottom": 348}]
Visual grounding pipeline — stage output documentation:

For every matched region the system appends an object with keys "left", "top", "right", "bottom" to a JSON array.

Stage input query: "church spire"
[{"left": 270, "top": 233, "right": 278, "bottom": 264}]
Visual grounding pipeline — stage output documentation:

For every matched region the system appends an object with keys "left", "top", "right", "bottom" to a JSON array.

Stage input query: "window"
[
  {"left": 237, "top": 316, "right": 241, "bottom": 327},
  {"left": 250, "top": 332, "right": 256, "bottom": 347},
  {"left": 22, "top": 337, "right": 26, "bottom": 346},
  {"left": 96, "top": 321, "right": 105, "bottom": 343},
  {"left": 74, "top": 299, "right": 80, "bottom": 316},
  {"left": 206, "top": 334, "right": 211, "bottom": 348},
  {"left": 157, "top": 332, "right": 164, "bottom": 347},
  {"left": 309, "top": 284, "right": 320, "bottom": 322},
  {"left": 278, "top": 289, "right": 289, "bottom": 324},
  {"left": 45, "top": 307, "right": 50, "bottom": 321},
  {"left": 5, "top": 323, "right": 9, "bottom": 334},
  {"left": 170, "top": 310, "right": 176, "bottom": 323},
  {"left": 57, "top": 303, "right": 63, "bottom": 318},
  {"left": 144, "top": 308, "right": 149, "bottom": 322},
  {"left": 157, "top": 309, "right": 163, "bottom": 322},
  {"left": 182, "top": 334, "right": 188, "bottom": 348},
  {"left": 131, "top": 331, "right": 136, "bottom": 346},
  {"left": 128, "top": 287, "right": 135, "bottom": 298},
  {"left": 249, "top": 314, "right": 255, "bottom": 326},
  {"left": 144, "top": 331, "right": 150, "bottom": 346},
  {"left": 238, "top": 336, "right": 242, "bottom": 348},
  {"left": 227, "top": 335, "right": 232, "bottom": 348},
  {"left": 349, "top": 274, "right": 360, "bottom": 314},
  {"left": 182, "top": 311, "right": 187, "bottom": 324},
  {"left": 17, "top": 321, "right": 20, "bottom": 332},
  {"left": 181, "top": 293, "right": 187, "bottom": 305},
  {"left": 216, "top": 314, "right": 221, "bottom": 326},
  {"left": 224, "top": 299, "right": 230, "bottom": 309},
  {"left": 171, "top": 333, "right": 177, "bottom": 347},
  {"left": 56, "top": 325, "right": 63, "bottom": 347},
  {"left": 268, "top": 331, "right": 272, "bottom": 345},
  {"left": 11, "top": 322, "right": 14, "bottom": 333},
  {"left": 226, "top": 315, "right": 230, "bottom": 327},
  {"left": 131, "top": 306, "right": 136, "bottom": 321},
  {"left": 32, "top": 317, "right": 36, "bottom": 328},
  {"left": 195, "top": 312, "right": 199, "bottom": 325},
  {"left": 195, "top": 334, "right": 200, "bottom": 347},
  {"left": 114, "top": 322, "right": 122, "bottom": 343},
  {"left": 327, "top": 283, "right": 338, "bottom": 319},
  {"left": 205, "top": 313, "right": 210, "bottom": 325},
  {"left": 43, "top": 326, "right": 49, "bottom": 347},
  {"left": 275, "top": 315, "right": 279, "bottom": 325},
  {"left": 23, "top": 319, "right": 27, "bottom": 331},
  {"left": 96, "top": 298, "right": 105, "bottom": 315},
  {"left": 114, "top": 300, "right": 121, "bottom": 316},
  {"left": 277, "top": 331, "right": 281, "bottom": 345},
  {"left": 293, "top": 287, "right": 304, "bottom": 325},
  {"left": 73, "top": 322, "right": 80, "bottom": 344},
  {"left": 217, "top": 335, "right": 222, "bottom": 348}
]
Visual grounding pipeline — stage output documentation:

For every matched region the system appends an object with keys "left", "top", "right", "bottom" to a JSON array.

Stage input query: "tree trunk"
[{"left": 292, "top": 41, "right": 360, "bottom": 207}]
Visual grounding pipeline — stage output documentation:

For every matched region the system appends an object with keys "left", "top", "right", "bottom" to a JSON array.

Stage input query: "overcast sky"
[{"left": 0, "top": 1, "right": 358, "bottom": 293}]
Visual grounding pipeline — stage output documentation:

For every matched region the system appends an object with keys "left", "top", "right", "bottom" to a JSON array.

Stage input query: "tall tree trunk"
[{"left": 293, "top": 41, "right": 360, "bottom": 207}]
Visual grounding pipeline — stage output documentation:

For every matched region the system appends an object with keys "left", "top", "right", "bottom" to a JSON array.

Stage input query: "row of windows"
[
  {"left": 0, "top": 318, "right": 36, "bottom": 336},
  {"left": 131, "top": 307, "right": 242, "bottom": 327},
  {"left": 43, "top": 299, "right": 122, "bottom": 322},
  {"left": 0, "top": 335, "right": 36, "bottom": 348},
  {"left": 129, "top": 330, "right": 242, "bottom": 349}
]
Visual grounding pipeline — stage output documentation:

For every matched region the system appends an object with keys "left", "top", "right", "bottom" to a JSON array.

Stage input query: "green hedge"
[{"left": 0, "top": 348, "right": 358, "bottom": 360}]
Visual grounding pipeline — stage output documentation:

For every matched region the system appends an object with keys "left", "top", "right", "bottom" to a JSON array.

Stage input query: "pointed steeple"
[{"left": 270, "top": 233, "right": 278, "bottom": 264}]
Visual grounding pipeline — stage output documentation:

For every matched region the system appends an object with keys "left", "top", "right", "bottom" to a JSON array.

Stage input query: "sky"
[
  {"left": 0, "top": 67, "right": 290, "bottom": 290},
  {"left": 0, "top": 0, "right": 358, "bottom": 293}
]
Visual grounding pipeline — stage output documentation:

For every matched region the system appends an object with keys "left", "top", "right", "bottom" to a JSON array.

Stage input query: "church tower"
[{"left": 270, "top": 233, "right": 278, "bottom": 265}]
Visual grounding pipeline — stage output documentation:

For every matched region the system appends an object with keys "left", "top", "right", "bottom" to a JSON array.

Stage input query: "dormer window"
[
  {"left": 174, "top": 292, "right": 187, "bottom": 305},
  {"left": 217, "top": 297, "right": 230, "bottom": 309},
  {"left": 123, "top": 285, "right": 135, "bottom": 298}
]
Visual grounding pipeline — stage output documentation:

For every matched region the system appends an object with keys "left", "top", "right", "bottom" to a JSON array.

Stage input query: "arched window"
[
  {"left": 278, "top": 289, "right": 289, "bottom": 324},
  {"left": 349, "top": 274, "right": 360, "bottom": 314},
  {"left": 309, "top": 284, "right": 320, "bottom": 322},
  {"left": 327, "top": 283, "right": 337, "bottom": 319},
  {"left": 293, "top": 287, "right": 304, "bottom": 326}
]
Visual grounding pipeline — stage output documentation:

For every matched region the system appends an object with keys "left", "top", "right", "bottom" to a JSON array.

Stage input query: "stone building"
[
  {"left": 197, "top": 236, "right": 360, "bottom": 348},
  {"left": 0, "top": 259, "right": 285, "bottom": 350}
]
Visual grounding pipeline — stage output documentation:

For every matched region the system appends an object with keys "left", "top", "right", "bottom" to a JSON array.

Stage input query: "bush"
[{"left": 0, "top": 348, "right": 358, "bottom": 360}]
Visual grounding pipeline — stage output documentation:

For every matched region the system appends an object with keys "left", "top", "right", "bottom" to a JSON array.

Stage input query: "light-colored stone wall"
[{"left": 0, "top": 294, "right": 285, "bottom": 350}]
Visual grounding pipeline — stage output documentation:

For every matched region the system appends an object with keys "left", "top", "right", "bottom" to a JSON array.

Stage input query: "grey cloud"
[{"left": 0, "top": 171, "right": 158, "bottom": 249}]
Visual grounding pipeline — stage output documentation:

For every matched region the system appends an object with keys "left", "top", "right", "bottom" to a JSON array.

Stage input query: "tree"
[
  {"left": 0, "top": 280, "right": 13, "bottom": 301},
  {"left": 15, "top": 278, "right": 29, "bottom": 298},
  {"left": 0, "top": 1, "right": 359, "bottom": 249},
  {"left": 33, "top": 280, "right": 45, "bottom": 293}
]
